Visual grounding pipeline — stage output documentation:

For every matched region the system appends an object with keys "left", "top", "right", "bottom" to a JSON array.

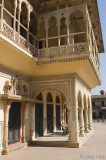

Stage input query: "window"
[
  {"left": 92, "top": 101, "right": 95, "bottom": 107},
  {"left": 102, "top": 101, "right": 104, "bottom": 107}
]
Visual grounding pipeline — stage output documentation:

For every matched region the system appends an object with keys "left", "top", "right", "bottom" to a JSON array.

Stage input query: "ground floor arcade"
[{"left": 0, "top": 73, "right": 94, "bottom": 154}]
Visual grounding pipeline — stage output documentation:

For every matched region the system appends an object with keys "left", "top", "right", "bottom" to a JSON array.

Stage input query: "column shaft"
[
  {"left": 68, "top": 78, "right": 79, "bottom": 142},
  {"left": 30, "top": 103, "right": 35, "bottom": 141},
  {"left": 79, "top": 109, "right": 85, "bottom": 136},
  {"left": 84, "top": 109, "right": 89, "bottom": 133},
  {"left": 43, "top": 91, "right": 47, "bottom": 135}
]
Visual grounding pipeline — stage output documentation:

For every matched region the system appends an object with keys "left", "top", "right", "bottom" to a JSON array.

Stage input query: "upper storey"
[
  {"left": 0, "top": 0, "right": 104, "bottom": 88},
  {"left": 30, "top": 0, "right": 104, "bottom": 54}
]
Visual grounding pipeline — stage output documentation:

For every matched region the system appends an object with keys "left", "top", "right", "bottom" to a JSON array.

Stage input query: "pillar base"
[
  {"left": 85, "top": 129, "right": 89, "bottom": 133},
  {"left": 2, "top": 143, "right": 27, "bottom": 155},
  {"left": 79, "top": 132, "right": 85, "bottom": 137}
]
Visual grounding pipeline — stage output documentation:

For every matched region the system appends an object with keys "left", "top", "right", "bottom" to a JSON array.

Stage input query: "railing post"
[
  {"left": 0, "top": 0, "right": 4, "bottom": 31},
  {"left": 17, "top": 7, "right": 21, "bottom": 44},
  {"left": 45, "top": 21, "right": 48, "bottom": 56},
  {"left": 27, "top": 9, "right": 30, "bottom": 51},
  {"left": 13, "top": 0, "right": 17, "bottom": 41}
]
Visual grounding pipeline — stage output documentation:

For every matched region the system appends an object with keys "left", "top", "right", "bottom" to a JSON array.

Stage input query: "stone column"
[
  {"left": 17, "top": 6, "right": 21, "bottom": 43},
  {"left": 3, "top": 100, "right": 11, "bottom": 155},
  {"left": 13, "top": 0, "right": 17, "bottom": 41},
  {"left": 57, "top": 20, "right": 60, "bottom": 55},
  {"left": 68, "top": 77, "right": 79, "bottom": 142},
  {"left": 88, "top": 108, "right": 93, "bottom": 130},
  {"left": 0, "top": 0, "right": 4, "bottom": 31},
  {"left": 21, "top": 102, "right": 27, "bottom": 143},
  {"left": 67, "top": 108, "right": 71, "bottom": 140},
  {"left": 84, "top": 108, "right": 89, "bottom": 133},
  {"left": 53, "top": 93, "right": 56, "bottom": 132},
  {"left": 42, "top": 91, "right": 47, "bottom": 135},
  {"left": 79, "top": 108, "right": 85, "bottom": 136},
  {"left": 27, "top": 9, "right": 30, "bottom": 49},
  {"left": 30, "top": 102, "right": 35, "bottom": 141},
  {"left": 45, "top": 20, "right": 48, "bottom": 55},
  {"left": 66, "top": 13, "right": 70, "bottom": 54}
]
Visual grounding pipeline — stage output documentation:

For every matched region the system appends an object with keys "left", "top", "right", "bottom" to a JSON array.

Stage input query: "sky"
[{"left": 91, "top": 0, "right": 106, "bottom": 95}]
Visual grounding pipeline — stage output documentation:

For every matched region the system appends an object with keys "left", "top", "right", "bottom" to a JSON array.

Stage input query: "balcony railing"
[
  {"left": 38, "top": 42, "right": 87, "bottom": 58},
  {"left": 1, "top": 20, "right": 38, "bottom": 57},
  {"left": 0, "top": 3, "right": 38, "bottom": 57}
]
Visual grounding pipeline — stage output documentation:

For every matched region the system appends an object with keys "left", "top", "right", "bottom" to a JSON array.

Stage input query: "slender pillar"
[
  {"left": 0, "top": 0, "right": 4, "bottom": 31},
  {"left": 43, "top": 91, "right": 47, "bottom": 135},
  {"left": 66, "top": 8, "right": 70, "bottom": 54},
  {"left": 67, "top": 108, "right": 71, "bottom": 140},
  {"left": 68, "top": 77, "right": 79, "bottom": 142},
  {"left": 3, "top": 100, "right": 11, "bottom": 155},
  {"left": 30, "top": 102, "right": 35, "bottom": 141},
  {"left": 13, "top": 0, "right": 17, "bottom": 41},
  {"left": 21, "top": 102, "right": 27, "bottom": 143},
  {"left": 17, "top": 6, "right": 21, "bottom": 43},
  {"left": 53, "top": 93, "right": 56, "bottom": 132},
  {"left": 27, "top": 9, "right": 30, "bottom": 49},
  {"left": 88, "top": 108, "right": 93, "bottom": 130},
  {"left": 45, "top": 21, "right": 48, "bottom": 55},
  {"left": 64, "top": 107, "right": 66, "bottom": 123},
  {"left": 84, "top": 108, "right": 89, "bottom": 133},
  {"left": 57, "top": 19, "right": 60, "bottom": 55},
  {"left": 79, "top": 108, "right": 85, "bottom": 136}
]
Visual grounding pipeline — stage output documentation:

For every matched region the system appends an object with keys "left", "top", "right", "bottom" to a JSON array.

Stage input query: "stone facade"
[{"left": 0, "top": 0, "right": 104, "bottom": 155}]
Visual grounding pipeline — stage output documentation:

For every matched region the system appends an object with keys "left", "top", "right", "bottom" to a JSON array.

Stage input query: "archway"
[
  {"left": 20, "top": 2, "right": 28, "bottom": 39},
  {"left": 8, "top": 102, "right": 21, "bottom": 145},
  {"left": 69, "top": 10, "right": 86, "bottom": 44},
  {"left": 48, "top": 16, "right": 58, "bottom": 47},
  {"left": 35, "top": 93, "right": 43, "bottom": 137}
]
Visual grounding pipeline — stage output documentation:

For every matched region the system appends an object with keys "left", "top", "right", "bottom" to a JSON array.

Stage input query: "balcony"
[
  {"left": 0, "top": 2, "right": 100, "bottom": 79},
  {"left": 38, "top": 32, "right": 87, "bottom": 58},
  {"left": 0, "top": 1, "right": 38, "bottom": 57}
]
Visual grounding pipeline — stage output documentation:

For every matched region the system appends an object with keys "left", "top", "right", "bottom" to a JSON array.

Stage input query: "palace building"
[
  {"left": 92, "top": 90, "right": 106, "bottom": 120},
  {"left": 0, "top": 0, "right": 104, "bottom": 155}
]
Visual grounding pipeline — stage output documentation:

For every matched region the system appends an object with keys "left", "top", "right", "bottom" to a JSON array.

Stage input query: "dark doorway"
[
  {"left": 47, "top": 104, "right": 53, "bottom": 133},
  {"left": 8, "top": 102, "right": 21, "bottom": 145},
  {"left": 56, "top": 105, "right": 61, "bottom": 130},
  {"left": 35, "top": 103, "right": 43, "bottom": 137}
]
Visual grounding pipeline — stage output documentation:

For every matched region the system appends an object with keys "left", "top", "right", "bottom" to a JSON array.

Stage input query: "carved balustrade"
[{"left": 0, "top": 2, "right": 38, "bottom": 57}]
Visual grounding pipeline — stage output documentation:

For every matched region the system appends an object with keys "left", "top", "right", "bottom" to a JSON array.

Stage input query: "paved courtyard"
[{"left": 1, "top": 122, "right": 106, "bottom": 160}]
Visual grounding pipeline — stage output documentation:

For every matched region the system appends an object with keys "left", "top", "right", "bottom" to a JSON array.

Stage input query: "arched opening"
[
  {"left": 20, "top": 2, "right": 28, "bottom": 39},
  {"left": 35, "top": 93, "right": 43, "bottom": 137},
  {"left": 60, "top": 17, "right": 67, "bottom": 45},
  {"left": 8, "top": 102, "right": 21, "bottom": 145},
  {"left": 56, "top": 95, "right": 61, "bottom": 130},
  {"left": 29, "top": 12, "right": 37, "bottom": 47},
  {"left": 47, "top": 92, "right": 53, "bottom": 103},
  {"left": 4, "top": 0, "right": 14, "bottom": 27},
  {"left": 47, "top": 92, "right": 53, "bottom": 133},
  {"left": 48, "top": 16, "right": 58, "bottom": 47},
  {"left": 39, "top": 20, "right": 46, "bottom": 49},
  {"left": 69, "top": 10, "right": 86, "bottom": 44}
]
